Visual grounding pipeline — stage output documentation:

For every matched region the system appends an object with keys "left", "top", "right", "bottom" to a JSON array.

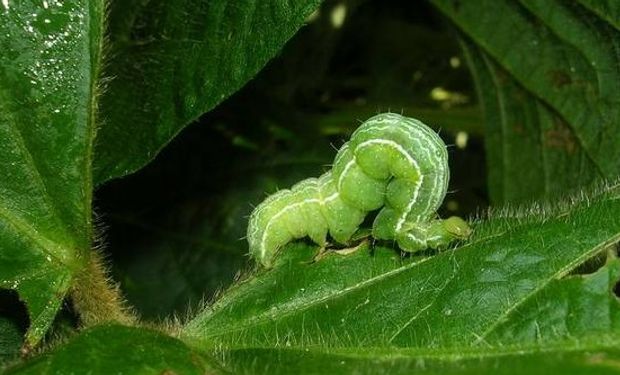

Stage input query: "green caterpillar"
[{"left": 248, "top": 113, "right": 471, "bottom": 267}]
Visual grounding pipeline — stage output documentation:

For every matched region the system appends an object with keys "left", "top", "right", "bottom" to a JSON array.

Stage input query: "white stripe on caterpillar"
[{"left": 247, "top": 113, "right": 471, "bottom": 267}]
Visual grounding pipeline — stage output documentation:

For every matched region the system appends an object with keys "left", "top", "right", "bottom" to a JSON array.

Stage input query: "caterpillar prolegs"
[{"left": 248, "top": 113, "right": 471, "bottom": 267}]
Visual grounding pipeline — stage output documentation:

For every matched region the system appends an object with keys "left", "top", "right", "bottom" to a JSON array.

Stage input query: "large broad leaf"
[
  {"left": 181, "top": 182, "right": 620, "bottom": 372},
  {"left": 0, "top": 1, "right": 103, "bottom": 346},
  {"left": 430, "top": 0, "right": 620, "bottom": 203},
  {"left": 4, "top": 324, "right": 217, "bottom": 374},
  {"left": 93, "top": 0, "right": 322, "bottom": 184}
]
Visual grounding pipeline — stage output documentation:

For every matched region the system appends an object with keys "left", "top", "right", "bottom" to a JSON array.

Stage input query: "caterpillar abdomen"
[{"left": 248, "top": 113, "right": 471, "bottom": 267}]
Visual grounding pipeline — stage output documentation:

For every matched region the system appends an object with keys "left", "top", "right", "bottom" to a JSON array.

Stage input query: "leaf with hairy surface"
[
  {"left": 0, "top": 0, "right": 104, "bottom": 347},
  {"left": 182, "top": 182, "right": 620, "bottom": 372}
]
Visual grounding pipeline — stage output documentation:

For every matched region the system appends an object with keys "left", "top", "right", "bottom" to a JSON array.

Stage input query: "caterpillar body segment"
[
  {"left": 247, "top": 113, "right": 471, "bottom": 267},
  {"left": 247, "top": 172, "right": 365, "bottom": 267},
  {"left": 333, "top": 114, "right": 450, "bottom": 244}
]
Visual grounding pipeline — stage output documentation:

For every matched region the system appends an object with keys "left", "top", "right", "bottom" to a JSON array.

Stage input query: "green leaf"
[
  {"left": 4, "top": 324, "right": 217, "bottom": 375},
  {"left": 0, "top": 1, "right": 103, "bottom": 346},
  {"left": 216, "top": 346, "right": 620, "bottom": 374},
  {"left": 93, "top": 0, "right": 322, "bottom": 184},
  {"left": 484, "top": 254, "right": 620, "bottom": 345},
  {"left": 430, "top": 0, "right": 620, "bottom": 203},
  {"left": 579, "top": 0, "right": 620, "bottom": 29},
  {"left": 182, "top": 182, "right": 620, "bottom": 371},
  {"left": 459, "top": 38, "right": 599, "bottom": 203}
]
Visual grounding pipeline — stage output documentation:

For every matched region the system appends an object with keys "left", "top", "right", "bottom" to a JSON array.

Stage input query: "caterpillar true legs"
[{"left": 247, "top": 113, "right": 471, "bottom": 267}]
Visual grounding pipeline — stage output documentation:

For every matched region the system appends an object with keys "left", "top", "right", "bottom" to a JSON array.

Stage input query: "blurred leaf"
[
  {"left": 314, "top": 105, "right": 483, "bottom": 136},
  {"left": 109, "top": 205, "right": 248, "bottom": 320},
  {"left": 4, "top": 324, "right": 217, "bottom": 375},
  {"left": 93, "top": 0, "right": 323, "bottom": 184},
  {"left": 579, "top": 0, "right": 620, "bottom": 29},
  {"left": 0, "top": 1, "right": 103, "bottom": 346},
  {"left": 182, "top": 182, "right": 620, "bottom": 372},
  {"left": 431, "top": 0, "right": 619, "bottom": 203},
  {"left": 0, "top": 317, "right": 22, "bottom": 366}
]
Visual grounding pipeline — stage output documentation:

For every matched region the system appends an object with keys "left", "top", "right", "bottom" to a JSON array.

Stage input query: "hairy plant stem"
[{"left": 71, "top": 251, "right": 137, "bottom": 328}]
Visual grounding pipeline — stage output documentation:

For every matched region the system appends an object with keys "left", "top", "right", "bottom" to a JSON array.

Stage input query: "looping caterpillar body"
[{"left": 248, "top": 113, "right": 471, "bottom": 267}]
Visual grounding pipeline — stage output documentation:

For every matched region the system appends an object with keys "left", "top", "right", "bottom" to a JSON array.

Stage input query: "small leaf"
[
  {"left": 4, "top": 324, "right": 217, "bottom": 375},
  {"left": 0, "top": 1, "right": 104, "bottom": 346},
  {"left": 93, "top": 0, "right": 322, "bottom": 184}
]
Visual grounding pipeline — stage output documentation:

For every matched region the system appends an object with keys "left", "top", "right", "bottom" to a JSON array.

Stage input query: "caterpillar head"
[{"left": 443, "top": 216, "right": 472, "bottom": 239}]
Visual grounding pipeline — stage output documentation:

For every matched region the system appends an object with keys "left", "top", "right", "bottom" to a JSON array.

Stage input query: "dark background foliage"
[{"left": 96, "top": 0, "right": 484, "bottom": 319}]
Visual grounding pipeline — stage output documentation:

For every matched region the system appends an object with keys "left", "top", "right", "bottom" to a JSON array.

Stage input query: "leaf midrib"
[
  {"left": 0, "top": 202, "right": 72, "bottom": 268},
  {"left": 0, "top": 88, "right": 72, "bottom": 241},
  {"left": 218, "top": 335, "right": 620, "bottom": 360}
]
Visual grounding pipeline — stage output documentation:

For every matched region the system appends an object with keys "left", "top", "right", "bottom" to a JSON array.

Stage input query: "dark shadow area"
[
  {"left": 569, "top": 252, "right": 608, "bottom": 276},
  {"left": 0, "top": 289, "right": 28, "bottom": 360}
]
